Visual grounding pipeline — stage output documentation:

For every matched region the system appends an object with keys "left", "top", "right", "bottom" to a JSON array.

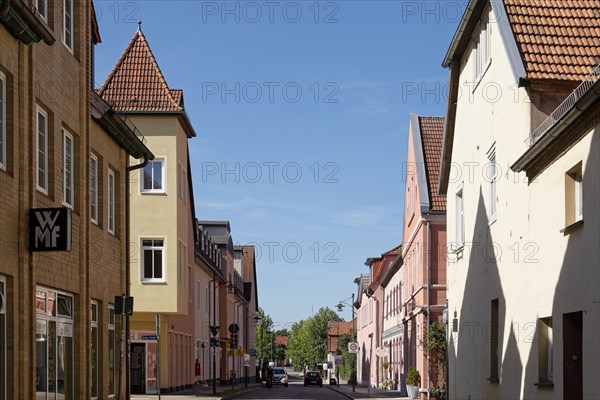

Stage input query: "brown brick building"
[{"left": 0, "top": 1, "right": 152, "bottom": 399}]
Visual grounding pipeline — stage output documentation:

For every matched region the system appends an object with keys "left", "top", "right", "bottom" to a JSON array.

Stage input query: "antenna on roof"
[{"left": 137, "top": 19, "right": 142, "bottom": 32}]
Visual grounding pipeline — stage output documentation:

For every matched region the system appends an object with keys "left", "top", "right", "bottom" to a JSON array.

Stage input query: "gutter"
[
  {"left": 442, "top": 0, "right": 478, "bottom": 68},
  {"left": 438, "top": 62, "right": 461, "bottom": 195},
  {"left": 426, "top": 221, "right": 431, "bottom": 400},
  {"left": 0, "top": 0, "right": 55, "bottom": 44}
]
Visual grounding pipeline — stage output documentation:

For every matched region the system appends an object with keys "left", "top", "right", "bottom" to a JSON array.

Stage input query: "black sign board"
[
  {"left": 28, "top": 208, "right": 72, "bottom": 251},
  {"left": 228, "top": 323, "right": 239, "bottom": 334},
  {"left": 115, "top": 296, "right": 134, "bottom": 316},
  {"left": 142, "top": 335, "right": 158, "bottom": 341},
  {"left": 209, "top": 325, "right": 220, "bottom": 336}
]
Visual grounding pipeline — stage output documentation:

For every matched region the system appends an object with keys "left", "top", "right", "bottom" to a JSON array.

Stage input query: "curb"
[
  {"left": 328, "top": 385, "right": 355, "bottom": 400},
  {"left": 220, "top": 386, "right": 259, "bottom": 400}
]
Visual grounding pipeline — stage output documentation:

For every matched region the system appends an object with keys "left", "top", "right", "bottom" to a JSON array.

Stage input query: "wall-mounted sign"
[
  {"left": 29, "top": 208, "right": 71, "bottom": 251},
  {"left": 348, "top": 342, "right": 359, "bottom": 353}
]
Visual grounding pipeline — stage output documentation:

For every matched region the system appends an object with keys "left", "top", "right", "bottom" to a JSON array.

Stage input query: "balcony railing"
[
  {"left": 196, "top": 226, "right": 221, "bottom": 273},
  {"left": 528, "top": 63, "right": 600, "bottom": 147}
]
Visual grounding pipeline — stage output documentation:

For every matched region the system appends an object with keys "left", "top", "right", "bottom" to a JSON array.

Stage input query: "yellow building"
[{"left": 98, "top": 24, "right": 198, "bottom": 394}]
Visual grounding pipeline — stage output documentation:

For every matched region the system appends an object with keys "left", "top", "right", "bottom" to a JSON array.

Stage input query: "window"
[
  {"left": 178, "top": 240, "right": 187, "bottom": 286},
  {"left": 455, "top": 189, "right": 464, "bottom": 248},
  {"left": 91, "top": 301, "right": 99, "bottom": 399},
  {"left": 62, "top": 0, "right": 74, "bottom": 51},
  {"left": 62, "top": 130, "right": 74, "bottom": 207},
  {"left": 178, "top": 161, "right": 186, "bottom": 203},
  {"left": 108, "top": 169, "right": 115, "bottom": 234},
  {"left": 488, "top": 148, "right": 497, "bottom": 222},
  {"left": 90, "top": 154, "right": 98, "bottom": 224},
  {"left": 36, "top": 0, "right": 48, "bottom": 20},
  {"left": 36, "top": 107, "right": 48, "bottom": 193},
  {"left": 0, "top": 71, "right": 6, "bottom": 171},
  {"left": 490, "top": 298, "right": 499, "bottom": 380},
  {"left": 142, "top": 239, "right": 165, "bottom": 282},
  {"left": 538, "top": 317, "right": 553, "bottom": 384},
  {"left": 141, "top": 159, "right": 164, "bottom": 193},
  {"left": 473, "top": 8, "right": 491, "bottom": 82},
  {"left": 35, "top": 288, "right": 74, "bottom": 399},
  {"left": 0, "top": 276, "right": 6, "bottom": 399},
  {"left": 565, "top": 162, "right": 583, "bottom": 229},
  {"left": 108, "top": 305, "right": 116, "bottom": 396}
]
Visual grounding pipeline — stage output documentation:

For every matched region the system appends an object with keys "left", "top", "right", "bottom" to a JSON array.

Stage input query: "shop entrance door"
[{"left": 131, "top": 343, "right": 146, "bottom": 394}]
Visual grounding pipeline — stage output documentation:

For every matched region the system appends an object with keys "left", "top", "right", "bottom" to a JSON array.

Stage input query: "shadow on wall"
[
  {"left": 450, "top": 188, "right": 519, "bottom": 399},
  {"left": 521, "top": 127, "right": 600, "bottom": 400}
]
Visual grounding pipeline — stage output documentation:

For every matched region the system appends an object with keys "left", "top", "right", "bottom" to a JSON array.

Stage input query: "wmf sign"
[{"left": 28, "top": 208, "right": 72, "bottom": 251}]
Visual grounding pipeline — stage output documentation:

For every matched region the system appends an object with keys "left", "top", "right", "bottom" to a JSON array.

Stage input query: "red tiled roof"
[
  {"left": 418, "top": 117, "right": 446, "bottom": 212},
  {"left": 504, "top": 0, "right": 600, "bottom": 81},
  {"left": 275, "top": 336, "right": 288, "bottom": 347},
  {"left": 98, "top": 28, "right": 184, "bottom": 112},
  {"left": 383, "top": 244, "right": 402, "bottom": 256}
]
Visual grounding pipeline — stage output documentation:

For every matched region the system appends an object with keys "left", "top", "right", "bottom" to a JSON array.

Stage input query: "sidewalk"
[
  {"left": 329, "top": 383, "right": 411, "bottom": 399},
  {"left": 131, "top": 382, "right": 261, "bottom": 400}
]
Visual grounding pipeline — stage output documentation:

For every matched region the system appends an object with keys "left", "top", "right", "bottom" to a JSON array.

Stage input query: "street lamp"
[{"left": 336, "top": 292, "right": 356, "bottom": 393}]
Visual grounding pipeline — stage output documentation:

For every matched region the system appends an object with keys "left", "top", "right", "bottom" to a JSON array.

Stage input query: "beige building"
[
  {"left": 439, "top": 1, "right": 599, "bottom": 399},
  {"left": 98, "top": 25, "right": 198, "bottom": 394},
  {"left": 0, "top": 1, "right": 152, "bottom": 399}
]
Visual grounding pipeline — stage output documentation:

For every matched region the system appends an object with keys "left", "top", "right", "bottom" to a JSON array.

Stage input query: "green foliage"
[
  {"left": 286, "top": 307, "right": 342, "bottom": 371},
  {"left": 381, "top": 361, "right": 390, "bottom": 370},
  {"left": 420, "top": 321, "right": 447, "bottom": 400},
  {"left": 406, "top": 367, "right": 421, "bottom": 387}
]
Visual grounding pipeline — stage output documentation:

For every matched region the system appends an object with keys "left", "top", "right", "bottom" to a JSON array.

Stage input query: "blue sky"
[{"left": 94, "top": 0, "right": 460, "bottom": 324}]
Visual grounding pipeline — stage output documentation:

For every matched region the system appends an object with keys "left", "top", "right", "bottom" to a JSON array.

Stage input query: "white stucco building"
[{"left": 439, "top": 1, "right": 599, "bottom": 399}]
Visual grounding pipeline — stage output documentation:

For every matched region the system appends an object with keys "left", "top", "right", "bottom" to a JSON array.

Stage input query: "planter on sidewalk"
[{"left": 406, "top": 385, "right": 419, "bottom": 399}]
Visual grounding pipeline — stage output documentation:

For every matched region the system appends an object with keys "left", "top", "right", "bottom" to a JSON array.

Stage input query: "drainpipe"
[
  {"left": 125, "top": 155, "right": 150, "bottom": 399},
  {"left": 426, "top": 220, "right": 431, "bottom": 400}
]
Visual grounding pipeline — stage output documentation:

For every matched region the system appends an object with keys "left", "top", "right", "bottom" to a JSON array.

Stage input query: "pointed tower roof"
[{"left": 98, "top": 27, "right": 184, "bottom": 112}]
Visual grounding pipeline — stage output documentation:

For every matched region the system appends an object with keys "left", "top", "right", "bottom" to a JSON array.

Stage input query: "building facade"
[
  {"left": 400, "top": 115, "right": 446, "bottom": 399},
  {"left": 439, "top": 1, "right": 599, "bottom": 399},
  {"left": 98, "top": 25, "right": 198, "bottom": 394},
  {"left": 0, "top": 1, "right": 151, "bottom": 399}
]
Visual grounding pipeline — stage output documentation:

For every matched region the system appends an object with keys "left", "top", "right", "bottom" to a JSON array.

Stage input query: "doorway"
[
  {"left": 131, "top": 343, "right": 146, "bottom": 394},
  {"left": 563, "top": 311, "right": 582, "bottom": 400}
]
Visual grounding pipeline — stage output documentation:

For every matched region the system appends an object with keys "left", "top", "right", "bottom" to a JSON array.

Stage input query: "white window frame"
[
  {"left": 575, "top": 171, "right": 583, "bottom": 222},
  {"left": 36, "top": 0, "right": 48, "bottom": 20},
  {"left": 488, "top": 147, "right": 497, "bottom": 224},
  {"left": 0, "top": 275, "right": 6, "bottom": 400},
  {"left": 108, "top": 305, "right": 116, "bottom": 397},
  {"left": 456, "top": 188, "right": 464, "bottom": 248},
  {"left": 0, "top": 71, "right": 6, "bottom": 171},
  {"left": 90, "top": 154, "right": 98, "bottom": 224},
  {"left": 473, "top": 7, "right": 491, "bottom": 85},
  {"left": 141, "top": 238, "right": 166, "bottom": 283},
  {"left": 62, "top": 0, "right": 74, "bottom": 51},
  {"left": 36, "top": 106, "right": 48, "bottom": 194},
  {"left": 178, "top": 161, "right": 187, "bottom": 203},
  {"left": 62, "top": 129, "right": 74, "bottom": 208},
  {"left": 91, "top": 300, "right": 99, "bottom": 400},
  {"left": 107, "top": 168, "right": 115, "bottom": 235},
  {"left": 141, "top": 158, "right": 165, "bottom": 193}
]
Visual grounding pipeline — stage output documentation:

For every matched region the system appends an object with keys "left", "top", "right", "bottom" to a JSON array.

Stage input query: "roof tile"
[
  {"left": 504, "top": 0, "right": 600, "bottom": 81},
  {"left": 98, "top": 28, "right": 184, "bottom": 112},
  {"left": 418, "top": 117, "right": 446, "bottom": 212}
]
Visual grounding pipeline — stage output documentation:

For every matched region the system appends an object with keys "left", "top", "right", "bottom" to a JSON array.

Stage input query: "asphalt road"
[{"left": 230, "top": 373, "right": 347, "bottom": 399}]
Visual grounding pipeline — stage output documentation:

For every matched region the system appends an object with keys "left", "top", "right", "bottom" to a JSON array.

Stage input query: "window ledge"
[
  {"left": 534, "top": 381, "right": 554, "bottom": 388},
  {"left": 487, "top": 376, "right": 499, "bottom": 383},
  {"left": 488, "top": 215, "right": 497, "bottom": 227},
  {"left": 141, "top": 280, "right": 167, "bottom": 285},
  {"left": 560, "top": 220, "right": 583, "bottom": 235},
  {"left": 141, "top": 191, "right": 167, "bottom": 196}
]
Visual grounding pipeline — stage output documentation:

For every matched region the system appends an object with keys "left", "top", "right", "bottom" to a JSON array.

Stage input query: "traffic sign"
[
  {"left": 228, "top": 323, "right": 239, "bottom": 334},
  {"left": 209, "top": 325, "right": 220, "bottom": 337},
  {"left": 141, "top": 335, "right": 157, "bottom": 341},
  {"left": 210, "top": 338, "right": 219, "bottom": 347},
  {"left": 348, "top": 342, "right": 359, "bottom": 353}
]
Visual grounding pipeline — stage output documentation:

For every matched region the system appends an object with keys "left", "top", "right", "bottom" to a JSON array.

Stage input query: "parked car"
[
  {"left": 329, "top": 374, "right": 337, "bottom": 385},
  {"left": 304, "top": 371, "right": 323, "bottom": 387},
  {"left": 272, "top": 367, "right": 288, "bottom": 387}
]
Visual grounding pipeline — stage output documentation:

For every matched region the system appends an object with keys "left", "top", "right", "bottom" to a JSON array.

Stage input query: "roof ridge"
[{"left": 99, "top": 29, "right": 181, "bottom": 110}]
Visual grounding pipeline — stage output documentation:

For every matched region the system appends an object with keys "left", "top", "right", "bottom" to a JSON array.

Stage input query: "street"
[{"left": 230, "top": 373, "right": 347, "bottom": 400}]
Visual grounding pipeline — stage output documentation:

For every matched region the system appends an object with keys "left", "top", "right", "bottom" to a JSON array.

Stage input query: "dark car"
[
  {"left": 329, "top": 374, "right": 337, "bottom": 385},
  {"left": 304, "top": 371, "right": 323, "bottom": 387}
]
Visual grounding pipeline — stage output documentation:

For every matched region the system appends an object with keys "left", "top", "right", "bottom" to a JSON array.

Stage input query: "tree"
[
  {"left": 421, "top": 321, "right": 447, "bottom": 400},
  {"left": 255, "top": 308, "right": 274, "bottom": 373}
]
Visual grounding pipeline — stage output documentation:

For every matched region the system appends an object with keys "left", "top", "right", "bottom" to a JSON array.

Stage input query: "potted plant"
[
  {"left": 406, "top": 367, "right": 421, "bottom": 399},
  {"left": 381, "top": 361, "right": 390, "bottom": 370}
]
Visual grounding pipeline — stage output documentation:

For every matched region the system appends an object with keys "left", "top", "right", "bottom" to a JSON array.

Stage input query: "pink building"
[{"left": 401, "top": 114, "right": 447, "bottom": 398}]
